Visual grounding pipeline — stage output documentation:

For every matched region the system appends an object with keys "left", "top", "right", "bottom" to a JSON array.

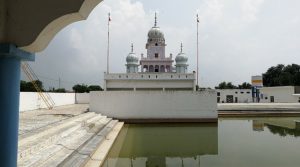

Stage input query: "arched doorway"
[
  {"left": 155, "top": 65, "right": 159, "bottom": 72},
  {"left": 149, "top": 65, "right": 154, "bottom": 72},
  {"left": 166, "top": 65, "right": 171, "bottom": 72},
  {"left": 143, "top": 65, "right": 148, "bottom": 72},
  {"left": 160, "top": 65, "right": 165, "bottom": 72}
]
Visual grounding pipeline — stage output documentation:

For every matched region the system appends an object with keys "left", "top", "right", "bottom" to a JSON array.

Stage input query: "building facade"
[
  {"left": 216, "top": 89, "right": 252, "bottom": 103},
  {"left": 260, "top": 86, "right": 300, "bottom": 103},
  {"left": 104, "top": 13, "right": 195, "bottom": 91}
]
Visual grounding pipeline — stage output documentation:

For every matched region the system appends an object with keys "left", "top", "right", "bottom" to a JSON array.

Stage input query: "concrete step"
[
  {"left": 85, "top": 122, "right": 125, "bottom": 167},
  {"left": 19, "top": 112, "right": 95, "bottom": 142},
  {"left": 18, "top": 115, "right": 111, "bottom": 167},
  {"left": 34, "top": 117, "right": 113, "bottom": 167},
  {"left": 18, "top": 112, "right": 98, "bottom": 161},
  {"left": 58, "top": 120, "right": 119, "bottom": 167}
]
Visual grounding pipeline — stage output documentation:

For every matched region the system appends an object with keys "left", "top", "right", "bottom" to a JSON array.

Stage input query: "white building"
[
  {"left": 91, "top": 13, "right": 217, "bottom": 122},
  {"left": 260, "top": 86, "right": 300, "bottom": 103},
  {"left": 216, "top": 89, "right": 252, "bottom": 103},
  {"left": 104, "top": 13, "right": 195, "bottom": 91}
]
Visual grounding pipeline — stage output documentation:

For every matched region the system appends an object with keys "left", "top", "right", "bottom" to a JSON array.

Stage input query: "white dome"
[
  {"left": 148, "top": 27, "right": 164, "bottom": 40},
  {"left": 126, "top": 52, "right": 139, "bottom": 64},
  {"left": 175, "top": 52, "right": 188, "bottom": 64}
]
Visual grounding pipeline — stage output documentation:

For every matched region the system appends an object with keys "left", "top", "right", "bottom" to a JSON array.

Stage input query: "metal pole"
[
  {"left": 59, "top": 77, "right": 61, "bottom": 89},
  {"left": 107, "top": 13, "right": 110, "bottom": 74},
  {"left": 197, "top": 14, "right": 199, "bottom": 87}
]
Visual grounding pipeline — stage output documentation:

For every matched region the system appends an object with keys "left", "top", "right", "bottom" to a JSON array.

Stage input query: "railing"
[{"left": 21, "top": 62, "right": 55, "bottom": 110}]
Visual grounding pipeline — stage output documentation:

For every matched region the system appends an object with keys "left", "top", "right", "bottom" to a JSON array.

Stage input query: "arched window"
[
  {"left": 155, "top": 65, "right": 159, "bottom": 72},
  {"left": 143, "top": 65, "right": 148, "bottom": 72},
  {"left": 166, "top": 65, "right": 171, "bottom": 72},
  {"left": 149, "top": 65, "right": 154, "bottom": 72},
  {"left": 160, "top": 65, "right": 165, "bottom": 72}
]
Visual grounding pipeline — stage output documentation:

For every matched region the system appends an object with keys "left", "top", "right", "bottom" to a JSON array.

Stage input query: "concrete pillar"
[{"left": 0, "top": 44, "right": 34, "bottom": 167}]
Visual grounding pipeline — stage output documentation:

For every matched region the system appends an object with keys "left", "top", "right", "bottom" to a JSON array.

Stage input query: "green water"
[{"left": 102, "top": 118, "right": 300, "bottom": 167}]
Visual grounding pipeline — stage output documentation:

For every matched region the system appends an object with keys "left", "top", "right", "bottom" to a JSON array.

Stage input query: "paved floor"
[
  {"left": 19, "top": 104, "right": 89, "bottom": 136},
  {"left": 218, "top": 103, "right": 300, "bottom": 111}
]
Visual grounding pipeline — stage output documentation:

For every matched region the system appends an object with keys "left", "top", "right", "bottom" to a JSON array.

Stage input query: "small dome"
[
  {"left": 126, "top": 52, "right": 139, "bottom": 64},
  {"left": 175, "top": 52, "right": 188, "bottom": 64},
  {"left": 148, "top": 27, "right": 164, "bottom": 40}
]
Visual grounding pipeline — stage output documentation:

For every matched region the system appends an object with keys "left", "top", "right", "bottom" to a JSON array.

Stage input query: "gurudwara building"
[
  {"left": 104, "top": 14, "right": 196, "bottom": 91},
  {"left": 92, "top": 14, "right": 217, "bottom": 122}
]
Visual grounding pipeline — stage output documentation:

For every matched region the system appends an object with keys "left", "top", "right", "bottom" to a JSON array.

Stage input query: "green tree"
[
  {"left": 238, "top": 82, "right": 252, "bottom": 89},
  {"left": 215, "top": 82, "right": 238, "bottom": 89},
  {"left": 53, "top": 88, "right": 66, "bottom": 93},
  {"left": 88, "top": 85, "right": 103, "bottom": 92},
  {"left": 20, "top": 80, "right": 44, "bottom": 92},
  {"left": 72, "top": 84, "right": 89, "bottom": 93},
  {"left": 263, "top": 64, "right": 300, "bottom": 86}
]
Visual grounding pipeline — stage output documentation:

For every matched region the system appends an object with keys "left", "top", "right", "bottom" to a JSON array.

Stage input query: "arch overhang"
[{"left": 0, "top": 0, "right": 103, "bottom": 53}]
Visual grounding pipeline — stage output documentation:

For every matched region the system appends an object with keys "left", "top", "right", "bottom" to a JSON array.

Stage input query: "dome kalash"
[
  {"left": 148, "top": 27, "right": 165, "bottom": 41},
  {"left": 147, "top": 13, "right": 165, "bottom": 43},
  {"left": 126, "top": 52, "right": 139, "bottom": 64},
  {"left": 175, "top": 43, "right": 188, "bottom": 65},
  {"left": 126, "top": 44, "right": 139, "bottom": 73},
  {"left": 175, "top": 43, "right": 189, "bottom": 73}
]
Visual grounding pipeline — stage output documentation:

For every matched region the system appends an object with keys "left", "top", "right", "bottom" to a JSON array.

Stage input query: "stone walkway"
[
  {"left": 18, "top": 104, "right": 123, "bottom": 167},
  {"left": 218, "top": 103, "right": 300, "bottom": 117}
]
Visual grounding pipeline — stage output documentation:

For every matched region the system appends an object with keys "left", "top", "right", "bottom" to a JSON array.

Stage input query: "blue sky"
[{"left": 26, "top": 0, "right": 300, "bottom": 90}]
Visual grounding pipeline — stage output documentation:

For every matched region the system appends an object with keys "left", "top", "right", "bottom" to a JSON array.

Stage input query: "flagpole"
[
  {"left": 196, "top": 14, "right": 199, "bottom": 87},
  {"left": 107, "top": 12, "right": 110, "bottom": 74}
]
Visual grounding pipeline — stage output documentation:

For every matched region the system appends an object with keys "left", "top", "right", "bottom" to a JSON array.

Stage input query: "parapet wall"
[
  {"left": 19, "top": 92, "right": 90, "bottom": 111},
  {"left": 90, "top": 91, "right": 217, "bottom": 122}
]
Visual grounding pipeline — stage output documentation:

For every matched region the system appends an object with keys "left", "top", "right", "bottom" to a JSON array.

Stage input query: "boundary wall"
[
  {"left": 90, "top": 91, "right": 217, "bottom": 122},
  {"left": 19, "top": 92, "right": 89, "bottom": 111}
]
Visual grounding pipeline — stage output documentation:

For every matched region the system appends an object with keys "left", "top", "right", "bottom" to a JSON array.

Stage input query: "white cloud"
[
  {"left": 241, "top": 0, "right": 265, "bottom": 23},
  {"left": 28, "top": 0, "right": 300, "bottom": 90}
]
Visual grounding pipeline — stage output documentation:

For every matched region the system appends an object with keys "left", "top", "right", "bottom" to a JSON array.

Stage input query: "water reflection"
[
  {"left": 102, "top": 123, "right": 218, "bottom": 167},
  {"left": 253, "top": 119, "right": 300, "bottom": 137}
]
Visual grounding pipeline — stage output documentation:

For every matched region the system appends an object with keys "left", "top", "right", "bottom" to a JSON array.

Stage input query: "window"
[
  {"left": 156, "top": 75, "right": 157, "bottom": 78},
  {"left": 241, "top": 92, "right": 244, "bottom": 94},
  {"left": 247, "top": 92, "right": 250, "bottom": 94},
  {"left": 126, "top": 75, "right": 128, "bottom": 78},
  {"left": 155, "top": 53, "right": 159, "bottom": 58},
  {"left": 119, "top": 75, "right": 121, "bottom": 78},
  {"left": 148, "top": 75, "right": 151, "bottom": 78},
  {"left": 155, "top": 43, "right": 158, "bottom": 46},
  {"left": 235, "top": 92, "right": 238, "bottom": 94},
  {"left": 141, "top": 75, "right": 143, "bottom": 78},
  {"left": 171, "top": 75, "right": 173, "bottom": 78},
  {"left": 217, "top": 92, "right": 220, "bottom": 96},
  {"left": 270, "top": 96, "right": 275, "bottom": 103},
  {"left": 217, "top": 97, "right": 220, "bottom": 103}
]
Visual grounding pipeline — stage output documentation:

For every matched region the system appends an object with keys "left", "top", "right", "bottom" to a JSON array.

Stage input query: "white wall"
[
  {"left": 104, "top": 73, "right": 196, "bottom": 91},
  {"left": 19, "top": 92, "right": 40, "bottom": 111},
  {"left": 90, "top": 91, "right": 217, "bottom": 121},
  {"left": 216, "top": 89, "right": 252, "bottom": 103},
  {"left": 260, "top": 86, "right": 299, "bottom": 103},
  {"left": 75, "top": 93, "right": 90, "bottom": 104},
  {"left": 19, "top": 92, "right": 76, "bottom": 112}
]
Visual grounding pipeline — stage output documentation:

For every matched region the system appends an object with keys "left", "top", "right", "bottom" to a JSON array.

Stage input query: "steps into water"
[{"left": 18, "top": 108, "right": 123, "bottom": 167}]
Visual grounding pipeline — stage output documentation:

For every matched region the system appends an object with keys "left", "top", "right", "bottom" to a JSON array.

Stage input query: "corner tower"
[
  {"left": 126, "top": 44, "right": 139, "bottom": 73},
  {"left": 140, "top": 13, "right": 174, "bottom": 73}
]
